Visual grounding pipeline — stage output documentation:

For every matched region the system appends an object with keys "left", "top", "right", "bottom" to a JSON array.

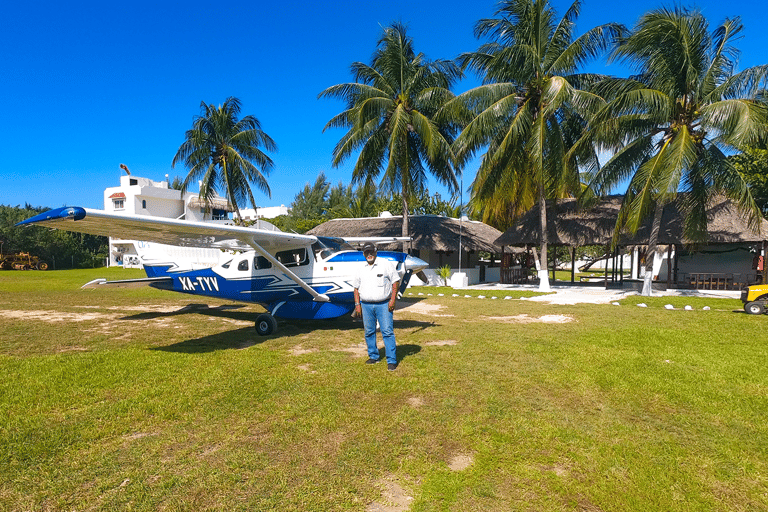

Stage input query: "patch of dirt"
[
  {"left": 0, "top": 310, "right": 114, "bottom": 322},
  {"left": 406, "top": 397, "right": 424, "bottom": 407},
  {"left": 332, "top": 344, "right": 368, "bottom": 357},
  {"left": 448, "top": 453, "right": 474, "bottom": 471},
  {"left": 289, "top": 345, "right": 317, "bottom": 356},
  {"left": 398, "top": 302, "right": 454, "bottom": 317},
  {"left": 541, "top": 464, "right": 570, "bottom": 477},
  {"left": 56, "top": 346, "right": 89, "bottom": 353},
  {"left": 479, "top": 314, "right": 574, "bottom": 324},
  {"left": 423, "top": 340, "right": 458, "bottom": 346},
  {"left": 297, "top": 364, "right": 316, "bottom": 373},
  {"left": 366, "top": 476, "right": 413, "bottom": 512},
  {"left": 123, "top": 432, "right": 157, "bottom": 441}
]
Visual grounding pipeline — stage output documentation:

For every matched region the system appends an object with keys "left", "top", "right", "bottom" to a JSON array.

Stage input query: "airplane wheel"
[
  {"left": 745, "top": 301, "right": 765, "bottom": 315},
  {"left": 255, "top": 314, "right": 278, "bottom": 335}
]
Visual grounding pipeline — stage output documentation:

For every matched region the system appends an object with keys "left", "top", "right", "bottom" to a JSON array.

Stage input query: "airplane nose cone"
[{"left": 404, "top": 254, "right": 428, "bottom": 272}]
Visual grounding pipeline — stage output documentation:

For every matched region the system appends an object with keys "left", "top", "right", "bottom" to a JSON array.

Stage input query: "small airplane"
[{"left": 17, "top": 206, "right": 429, "bottom": 335}]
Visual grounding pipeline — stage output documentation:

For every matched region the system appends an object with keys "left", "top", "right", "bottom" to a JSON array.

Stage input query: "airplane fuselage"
[{"left": 140, "top": 243, "right": 421, "bottom": 320}]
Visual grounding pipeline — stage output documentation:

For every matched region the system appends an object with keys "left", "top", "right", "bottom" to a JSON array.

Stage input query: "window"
[
  {"left": 275, "top": 248, "right": 309, "bottom": 267},
  {"left": 211, "top": 209, "right": 227, "bottom": 220},
  {"left": 312, "top": 237, "right": 354, "bottom": 260},
  {"left": 113, "top": 199, "right": 124, "bottom": 210},
  {"left": 237, "top": 259, "right": 249, "bottom": 271},
  {"left": 221, "top": 259, "right": 233, "bottom": 269},
  {"left": 254, "top": 256, "right": 272, "bottom": 270},
  {"left": 142, "top": 199, "right": 147, "bottom": 209}
]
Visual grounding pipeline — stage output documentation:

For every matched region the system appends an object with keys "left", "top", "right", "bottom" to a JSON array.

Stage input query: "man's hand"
[
  {"left": 388, "top": 300, "right": 396, "bottom": 312},
  {"left": 351, "top": 304, "right": 362, "bottom": 318}
]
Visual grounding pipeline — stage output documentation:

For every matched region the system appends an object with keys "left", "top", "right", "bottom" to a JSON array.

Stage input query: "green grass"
[{"left": 1, "top": 269, "right": 767, "bottom": 510}]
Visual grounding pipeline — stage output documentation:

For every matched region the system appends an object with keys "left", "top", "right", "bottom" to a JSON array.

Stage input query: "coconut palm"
[
  {"left": 451, "top": 0, "right": 622, "bottom": 290},
  {"left": 583, "top": 7, "right": 768, "bottom": 295},
  {"left": 319, "top": 23, "right": 461, "bottom": 251},
  {"left": 172, "top": 97, "right": 276, "bottom": 222}
]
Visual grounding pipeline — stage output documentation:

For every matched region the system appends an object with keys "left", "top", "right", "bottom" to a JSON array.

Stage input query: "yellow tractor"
[{"left": 742, "top": 284, "right": 768, "bottom": 315}]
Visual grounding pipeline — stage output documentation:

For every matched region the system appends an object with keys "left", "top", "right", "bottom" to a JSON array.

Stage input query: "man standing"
[{"left": 352, "top": 242, "right": 400, "bottom": 371}]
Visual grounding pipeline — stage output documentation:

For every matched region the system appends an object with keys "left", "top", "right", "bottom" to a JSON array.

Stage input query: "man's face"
[{"left": 364, "top": 249, "right": 376, "bottom": 264}]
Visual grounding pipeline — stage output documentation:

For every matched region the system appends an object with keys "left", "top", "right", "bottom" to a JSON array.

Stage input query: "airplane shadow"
[
  {"left": 121, "top": 303, "right": 252, "bottom": 322},
  {"left": 140, "top": 303, "right": 435, "bottom": 354}
]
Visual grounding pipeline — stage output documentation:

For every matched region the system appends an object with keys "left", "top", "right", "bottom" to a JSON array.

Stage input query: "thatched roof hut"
[
  {"left": 496, "top": 195, "right": 768, "bottom": 248},
  {"left": 309, "top": 214, "right": 503, "bottom": 253}
]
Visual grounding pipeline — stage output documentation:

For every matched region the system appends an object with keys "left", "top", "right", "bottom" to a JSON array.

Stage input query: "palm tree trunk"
[
  {"left": 401, "top": 192, "right": 410, "bottom": 254},
  {"left": 537, "top": 184, "right": 551, "bottom": 292},
  {"left": 641, "top": 202, "right": 665, "bottom": 296}
]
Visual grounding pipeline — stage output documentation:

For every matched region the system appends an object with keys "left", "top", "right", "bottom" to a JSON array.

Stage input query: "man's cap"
[{"left": 362, "top": 242, "right": 377, "bottom": 252}]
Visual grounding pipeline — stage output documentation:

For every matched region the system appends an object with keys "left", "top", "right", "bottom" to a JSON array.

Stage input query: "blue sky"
[{"left": 2, "top": 0, "right": 766, "bottom": 211}]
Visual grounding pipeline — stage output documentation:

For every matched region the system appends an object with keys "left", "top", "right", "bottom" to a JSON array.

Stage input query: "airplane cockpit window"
[
  {"left": 221, "top": 259, "right": 233, "bottom": 269},
  {"left": 275, "top": 248, "right": 309, "bottom": 267},
  {"left": 237, "top": 259, "right": 249, "bottom": 271},
  {"left": 254, "top": 256, "right": 272, "bottom": 270},
  {"left": 312, "top": 237, "right": 354, "bottom": 260}
]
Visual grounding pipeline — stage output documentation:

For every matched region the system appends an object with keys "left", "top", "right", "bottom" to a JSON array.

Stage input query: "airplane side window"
[
  {"left": 254, "top": 256, "right": 272, "bottom": 270},
  {"left": 275, "top": 248, "right": 308, "bottom": 267},
  {"left": 238, "top": 259, "right": 249, "bottom": 271},
  {"left": 221, "top": 260, "right": 232, "bottom": 269}
]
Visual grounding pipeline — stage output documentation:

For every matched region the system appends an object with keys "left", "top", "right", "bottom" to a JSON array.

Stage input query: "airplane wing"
[
  {"left": 342, "top": 237, "right": 411, "bottom": 247},
  {"left": 16, "top": 206, "right": 316, "bottom": 252},
  {"left": 17, "top": 206, "right": 331, "bottom": 303}
]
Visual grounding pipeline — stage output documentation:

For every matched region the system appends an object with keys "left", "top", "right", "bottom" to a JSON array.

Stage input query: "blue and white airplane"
[{"left": 17, "top": 206, "right": 429, "bottom": 335}]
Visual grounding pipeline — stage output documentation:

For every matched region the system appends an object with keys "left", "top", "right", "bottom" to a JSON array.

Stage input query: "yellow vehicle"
[{"left": 741, "top": 284, "right": 768, "bottom": 314}]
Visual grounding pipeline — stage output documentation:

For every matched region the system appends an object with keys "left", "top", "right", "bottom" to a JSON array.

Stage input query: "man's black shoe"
[
  {"left": 365, "top": 358, "right": 379, "bottom": 365},
  {"left": 387, "top": 363, "right": 398, "bottom": 371}
]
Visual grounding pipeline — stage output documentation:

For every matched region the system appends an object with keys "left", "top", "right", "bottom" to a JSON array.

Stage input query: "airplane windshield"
[{"left": 312, "top": 237, "right": 354, "bottom": 260}]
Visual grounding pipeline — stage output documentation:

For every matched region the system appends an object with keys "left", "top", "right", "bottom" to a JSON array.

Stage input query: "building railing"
[
  {"left": 677, "top": 272, "right": 759, "bottom": 290},
  {"left": 501, "top": 267, "right": 532, "bottom": 284}
]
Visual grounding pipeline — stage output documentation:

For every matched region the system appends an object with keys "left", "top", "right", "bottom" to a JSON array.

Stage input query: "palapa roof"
[
  {"left": 187, "top": 196, "right": 235, "bottom": 212},
  {"left": 308, "top": 214, "right": 503, "bottom": 253},
  {"left": 496, "top": 195, "right": 768, "bottom": 247}
]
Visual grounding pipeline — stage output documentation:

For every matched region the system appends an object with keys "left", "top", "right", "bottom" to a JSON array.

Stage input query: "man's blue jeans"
[{"left": 361, "top": 300, "right": 397, "bottom": 364}]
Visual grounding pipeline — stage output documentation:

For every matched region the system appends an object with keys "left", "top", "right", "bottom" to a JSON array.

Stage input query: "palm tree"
[
  {"left": 451, "top": 0, "right": 622, "bottom": 290},
  {"left": 319, "top": 23, "right": 461, "bottom": 251},
  {"left": 172, "top": 97, "right": 277, "bottom": 222},
  {"left": 583, "top": 7, "right": 768, "bottom": 295}
]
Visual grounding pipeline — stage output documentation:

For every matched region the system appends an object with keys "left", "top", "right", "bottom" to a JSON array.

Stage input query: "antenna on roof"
[{"left": 119, "top": 163, "right": 131, "bottom": 175}]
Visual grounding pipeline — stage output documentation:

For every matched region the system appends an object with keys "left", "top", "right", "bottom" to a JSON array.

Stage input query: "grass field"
[{"left": 1, "top": 268, "right": 766, "bottom": 511}]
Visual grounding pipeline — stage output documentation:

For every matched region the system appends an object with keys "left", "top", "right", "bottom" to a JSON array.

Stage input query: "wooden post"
[
  {"left": 619, "top": 247, "right": 624, "bottom": 285},
  {"left": 571, "top": 246, "right": 576, "bottom": 283},
  {"left": 666, "top": 245, "right": 673, "bottom": 288}
]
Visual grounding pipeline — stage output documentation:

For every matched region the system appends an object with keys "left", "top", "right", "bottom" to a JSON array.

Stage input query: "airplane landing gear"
[{"left": 255, "top": 313, "right": 278, "bottom": 335}]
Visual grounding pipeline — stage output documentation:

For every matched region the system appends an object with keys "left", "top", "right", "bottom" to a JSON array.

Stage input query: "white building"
[
  {"left": 238, "top": 205, "right": 290, "bottom": 220},
  {"left": 104, "top": 173, "right": 274, "bottom": 268}
]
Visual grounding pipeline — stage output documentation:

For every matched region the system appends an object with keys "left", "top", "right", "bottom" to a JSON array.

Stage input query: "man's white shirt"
[{"left": 353, "top": 259, "right": 400, "bottom": 302}]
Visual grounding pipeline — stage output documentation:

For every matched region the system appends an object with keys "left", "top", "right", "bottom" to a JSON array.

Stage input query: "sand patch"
[
  {"left": 398, "top": 302, "right": 454, "bottom": 317},
  {"left": 297, "top": 364, "right": 316, "bottom": 373},
  {"left": 332, "top": 344, "right": 369, "bottom": 357},
  {"left": 448, "top": 453, "right": 474, "bottom": 471},
  {"left": 407, "top": 397, "right": 424, "bottom": 407},
  {"left": 366, "top": 476, "right": 413, "bottom": 512},
  {"left": 56, "top": 346, "right": 89, "bottom": 353},
  {"left": 0, "top": 310, "right": 114, "bottom": 322},
  {"left": 290, "top": 346, "right": 317, "bottom": 356},
  {"left": 424, "top": 340, "right": 458, "bottom": 346},
  {"left": 479, "top": 314, "right": 573, "bottom": 324}
]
